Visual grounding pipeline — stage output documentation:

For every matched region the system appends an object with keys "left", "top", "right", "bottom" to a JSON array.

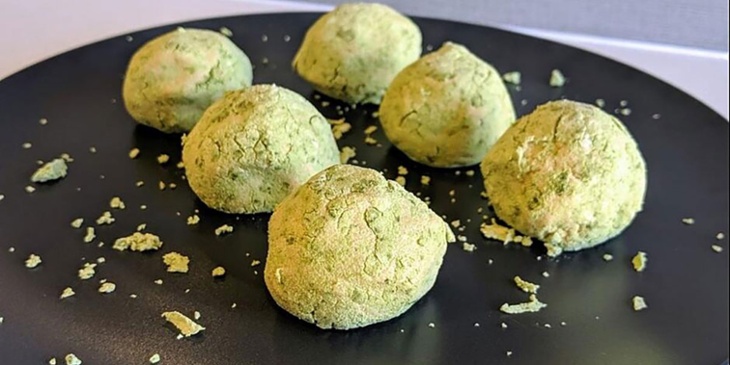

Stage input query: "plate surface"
[{"left": 0, "top": 13, "right": 728, "bottom": 365}]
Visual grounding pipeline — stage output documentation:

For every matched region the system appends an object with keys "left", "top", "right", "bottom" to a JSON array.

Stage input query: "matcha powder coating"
[
  {"left": 182, "top": 84, "right": 340, "bottom": 214},
  {"left": 292, "top": 3, "right": 422, "bottom": 104},
  {"left": 379, "top": 42, "right": 515, "bottom": 167},
  {"left": 481, "top": 100, "right": 647, "bottom": 255},
  {"left": 265, "top": 164, "right": 455, "bottom": 330},
  {"left": 123, "top": 28, "right": 253, "bottom": 133}
]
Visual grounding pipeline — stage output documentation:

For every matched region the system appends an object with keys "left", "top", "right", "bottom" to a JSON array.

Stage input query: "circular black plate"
[{"left": 0, "top": 13, "right": 728, "bottom": 365}]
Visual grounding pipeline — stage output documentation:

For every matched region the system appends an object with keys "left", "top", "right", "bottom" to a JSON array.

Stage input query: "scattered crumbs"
[
  {"left": 520, "top": 99, "right": 528, "bottom": 106},
  {"left": 428, "top": 322, "right": 435, "bottom": 328},
  {"left": 113, "top": 232, "right": 163, "bottom": 251},
  {"left": 544, "top": 323, "right": 552, "bottom": 329},
  {"left": 457, "top": 235, "right": 468, "bottom": 242},
  {"left": 560, "top": 321, "right": 567, "bottom": 326},
  {"left": 364, "top": 136, "right": 377, "bottom": 145},
  {"left": 426, "top": 44, "right": 434, "bottom": 51},
  {"left": 500, "top": 294, "right": 547, "bottom": 314},
  {"left": 632, "top": 251, "right": 648, "bottom": 272},
  {"left": 89, "top": 146, "right": 97, "bottom": 153},
  {"left": 420, "top": 175, "right": 431, "bottom": 185},
  {"left": 717, "top": 232, "right": 726, "bottom": 240},
  {"left": 125, "top": 35, "right": 134, "bottom": 42},
  {"left": 25, "top": 185, "right": 36, "bottom": 193},
  {"left": 186, "top": 214, "right": 200, "bottom": 226},
  {"left": 70, "top": 218, "right": 84, "bottom": 229},
  {"left": 603, "top": 253, "right": 614, "bottom": 262},
  {"left": 78, "top": 263, "right": 97, "bottom": 280},
  {"left": 129, "top": 148, "right": 140, "bottom": 159},
  {"left": 140, "top": 205, "right": 147, "bottom": 210},
  {"left": 49, "top": 357, "right": 56, "bottom": 365},
  {"left": 96, "top": 257, "right": 106, "bottom": 264},
  {"left": 462, "top": 242, "right": 477, "bottom": 252},
  {"left": 22, "top": 142, "right": 32, "bottom": 149},
  {"left": 176, "top": 161, "right": 185, "bottom": 169},
  {"left": 8, "top": 247, "right": 15, "bottom": 253},
  {"left": 60, "top": 153, "right": 74, "bottom": 163},
  {"left": 507, "top": 351, "right": 513, "bottom": 357},
  {"left": 712, "top": 245, "right": 724, "bottom": 253},
  {"left": 397, "top": 166, "right": 409, "bottom": 175},
  {"left": 488, "top": 259, "right": 494, "bottom": 265},
  {"left": 549, "top": 69, "right": 566, "bottom": 87},
  {"left": 110, "top": 197, "right": 125, "bottom": 209},
  {"left": 501, "top": 322, "right": 508, "bottom": 329},
  {"left": 96, "top": 211, "right": 115, "bottom": 225},
  {"left": 251, "top": 260, "right": 261, "bottom": 267},
  {"left": 340, "top": 146, "right": 357, "bottom": 164},
  {"left": 162, "top": 311, "right": 205, "bottom": 337},
  {"left": 136, "top": 224, "right": 146, "bottom": 232},
  {"left": 596, "top": 99, "right": 606, "bottom": 108},
  {"left": 39, "top": 118, "right": 48, "bottom": 125},
  {"left": 130, "top": 294, "right": 138, "bottom": 299},
  {"left": 231, "top": 303, "right": 238, "bottom": 309},
  {"left": 465, "top": 170, "right": 475, "bottom": 177},
  {"left": 261, "top": 34, "right": 268, "bottom": 42},
  {"left": 450, "top": 220, "right": 461, "bottom": 228},
  {"left": 455, "top": 170, "right": 462, "bottom": 176},
  {"left": 514, "top": 276, "right": 540, "bottom": 294},
  {"left": 328, "top": 118, "right": 352, "bottom": 139},
  {"left": 283, "top": 34, "right": 291, "bottom": 42},
  {"left": 652, "top": 113, "right": 662, "bottom": 120},
  {"left": 212, "top": 266, "right": 226, "bottom": 277},
  {"left": 163, "top": 252, "right": 190, "bottom": 273},
  {"left": 65, "top": 354, "right": 82, "bottom": 365},
  {"left": 0, "top": 194, "right": 4, "bottom": 201},
  {"left": 157, "top": 154, "right": 170, "bottom": 164},
  {"left": 394, "top": 176, "right": 406, "bottom": 186},
  {"left": 158, "top": 181, "right": 166, "bottom": 190},
  {"left": 371, "top": 111, "right": 379, "bottom": 118},
  {"left": 620, "top": 100, "right": 629, "bottom": 107},
  {"left": 149, "top": 354, "right": 161, "bottom": 364},
  {"left": 502, "top": 71, "right": 522, "bottom": 85},
  {"left": 682, "top": 217, "right": 695, "bottom": 225},
  {"left": 169, "top": 183, "right": 177, "bottom": 189},
  {"left": 60, "top": 287, "right": 76, "bottom": 299},
  {"left": 193, "top": 311, "right": 201, "bottom": 320},
  {"left": 0, "top": 317, "right": 3, "bottom": 324},
  {"left": 542, "top": 271, "right": 550, "bottom": 278},
  {"left": 25, "top": 254, "right": 42, "bottom": 268},
  {"left": 618, "top": 108, "right": 632, "bottom": 116},
  {"left": 219, "top": 27, "right": 233, "bottom": 37},
  {"left": 154, "top": 279, "right": 163, "bottom": 285},
  {"left": 31, "top": 158, "right": 68, "bottom": 183},
  {"left": 215, "top": 224, "right": 234, "bottom": 236},
  {"left": 545, "top": 244, "right": 563, "bottom": 257},
  {"left": 474, "top": 322, "right": 480, "bottom": 327},
  {"left": 632, "top": 296, "right": 648, "bottom": 311},
  {"left": 98, "top": 282, "right": 116, "bottom": 294}
]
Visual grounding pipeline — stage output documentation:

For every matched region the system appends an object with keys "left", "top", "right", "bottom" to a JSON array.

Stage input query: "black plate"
[{"left": 0, "top": 13, "right": 728, "bottom": 365}]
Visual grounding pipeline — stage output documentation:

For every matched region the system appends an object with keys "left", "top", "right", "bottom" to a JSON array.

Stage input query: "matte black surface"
[{"left": 0, "top": 13, "right": 728, "bottom": 365}]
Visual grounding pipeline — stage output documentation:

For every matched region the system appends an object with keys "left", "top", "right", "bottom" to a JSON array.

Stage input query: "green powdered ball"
[
  {"left": 481, "top": 100, "right": 647, "bottom": 256},
  {"left": 182, "top": 84, "right": 339, "bottom": 214},
  {"left": 123, "top": 28, "right": 253, "bottom": 133},
  {"left": 379, "top": 42, "right": 515, "bottom": 167},
  {"left": 265, "top": 164, "right": 455, "bottom": 330},
  {"left": 292, "top": 3, "right": 421, "bottom": 104}
]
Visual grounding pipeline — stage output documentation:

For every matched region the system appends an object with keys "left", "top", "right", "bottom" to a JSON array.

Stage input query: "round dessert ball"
[
  {"left": 480, "top": 100, "right": 647, "bottom": 256},
  {"left": 292, "top": 3, "right": 421, "bottom": 104},
  {"left": 264, "top": 164, "right": 455, "bottom": 330},
  {"left": 123, "top": 27, "right": 253, "bottom": 133},
  {"left": 379, "top": 42, "right": 515, "bottom": 168},
  {"left": 181, "top": 84, "right": 339, "bottom": 214}
]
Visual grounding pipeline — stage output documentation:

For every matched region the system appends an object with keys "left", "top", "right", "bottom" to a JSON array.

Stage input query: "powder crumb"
[
  {"left": 542, "top": 271, "right": 550, "bottom": 278},
  {"left": 60, "top": 153, "right": 74, "bottom": 163},
  {"left": 215, "top": 224, "right": 234, "bottom": 236},
  {"left": 98, "top": 282, "right": 116, "bottom": 294},
  {"left": 135, "top": 181, "right": 144, "bottom": 187},
  {"left": 457, "top": 235, "right": 468, "bottom": 242},
  {"left": 682, "top": 217, "right": 695, "bottom": 225},
  {"left": 632, "top": 251, "right": 648, "bottom": 272},
  {"left": 619, "top": 108, "right": 632, "bottom": 116},
  {"left": 474, "top": 322, "right": 480, "bottom": 327},
  {"left": 652, "top": 113, "right": 662, "bottom": 120},
  {"left": 364, "top": 136, "right": 378, "bottom": 145},
  {"left": 129, "top": 148, "right": 140, "bottom": 159},
  {"left": 500, "top": 294, "right": 547, "bottom": 314},
  {"left": 420, "top": 175, "right": 431, "bottom": 185},
  {"left": 89, "top": 147, "right": 97, "bottom": 153},
  {"left": 31, "top": 158, "right": 68, "bottom": 183},
  {"left": 25, "top": 185, "right": 36, "bottom": 193},
  {"left": 711, "top": 245, "right": 724, "bottom": 253},
  {"left": 22, "top": 142, "right": 32, "bottom": 149},
  {"left": 65, "top": 354, "right": 82, "bottom": 365},
  {"left": 397, "top": 166, "right": 409, "bottom": 175},
  {"left": 339, "top": 146, "right": 357, "bottom": 164},
  {"left": 193, "top": 311, "right": 201, "bottom": 320},
  {"left": 96, "top": 257, "right": 106, "bottom": 264},
  {"left": 187, "top": 214, "right": 200, "bottom": 225},
  {"left": 514, "top": 276, "right": 540, "bottom": 294},
  {"left": 70, "top": 218, "right": 84, "bottom": 228},
  {"left": 78, "top": 263, "right": 97, "bottom": 280},
  {"left": 502, "top": 71, "right": 522, "bottom": 85},
  {"left": 149, "top": 354, "right": 161, "bottom": 364},
  {"left": 219, "top": 27, "right": 233, "bottom": 37},
  {"left": 39, "top": 118, "right": 49, "bottom": 125},
  {"left": 130, "top": 294, "right": 138, "bottom": 299},
  {"left": 251, "top": 260, "right": 261, "bottom": 267},
  {"left": 717, "top": 233, "right": 725, "bottom": 240},
  {"left": 60, "top": 287, "right": 75, "bottom": 299},
  {"left": 25, "top": 254, "right": 42, "bottom": 268},
  {"left": 110, "top": 197, "right": 125, "bottom": 209},
  {"left": 462, "top": 242, "right": 477, "bottom": 252},
  {"left": 603, "top": 253, "right": 614, "bottom": 262},
  {"left": 158, "top": 181, "right": 166, "bottom": 190},
  {"left": 501, "top": 322, "right": 508, "bottom": 329},
  {"left": 163, "top": 252, "right": 190, "bottom": 273},
  {"left": 154, "top": 279, "right": 163, "bottom": 285},
  {"left": 596, "top": 99, "right": 606, "bottom": 108},
  {"left": 136, "top": 224, "right": 146, "bottom": 232},
  {"left": 465, "top": 170, "right": 475, "bottom": 177},
  {"left": 113, "top": 232, "right": 163, "bottom": 251},
  {"left": 328, "top": 118, "right": 352, "bottom": 140},
  {"left": 428, "top": 322, "right": 435, "bottom": 328},
  {"left": 450, "top": 220, "right": 461, "bottom": 228},
  {"left": 480, "top": 219, "right": 516, "bottom": 244},
  {"left": 96, "top": 211, "right": 115, "bottom": 225},
  {"left": 212, "top": 266, "right": 226, "bottom": 277},
  {"left": 231, "top": 303, "right": 238, "bottom": 309},
  {"left": 549, "top": 69, "right": 567, "bottom": 87},
  {"left": 157, "top": 154, "right": 170, "bottom": 164},
  {"left": 49, "top": 358, "right": 56, "bottom": 365},
  {"left": 8, "top": 247, "right": 15, "bottom": 253},
  {"left": 507, "top": 351, "right": 513, "bottom": 357},
  {"left": 176, "top": 161, "right": 185, "bottom": 169},
  {"left": 283, "top": 35, "right": 291, "bottom": 42},
  {"left": 162, "top": 311, "right": 205, "bottom": 337},
  {"left": 632, "top": 296, "right": 648, "bottom": 311}
]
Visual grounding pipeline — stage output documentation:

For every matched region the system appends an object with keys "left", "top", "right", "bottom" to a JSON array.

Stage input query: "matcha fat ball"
[
  {"left": 292, "top": 3, "right": 421, "bottom": 104},
  {"left": 379, "top": 42, "right": 516, "bottom": 168},
  {"left": 182, "top": 84, "right": 340, "bottom": 214},
  {"left": 265, "top": 164, "right": 455, "bottom": 330},
  {"left": 481, "top": 100, "right": 647, "bottom": 256},
  {"left": 123, "top": 28, "right": 253, "bottom": 133}
]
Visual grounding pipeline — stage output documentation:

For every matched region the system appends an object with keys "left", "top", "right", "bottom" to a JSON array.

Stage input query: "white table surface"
[{"left": 0, "top": 0, "right": 727, "bottom": 119}]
